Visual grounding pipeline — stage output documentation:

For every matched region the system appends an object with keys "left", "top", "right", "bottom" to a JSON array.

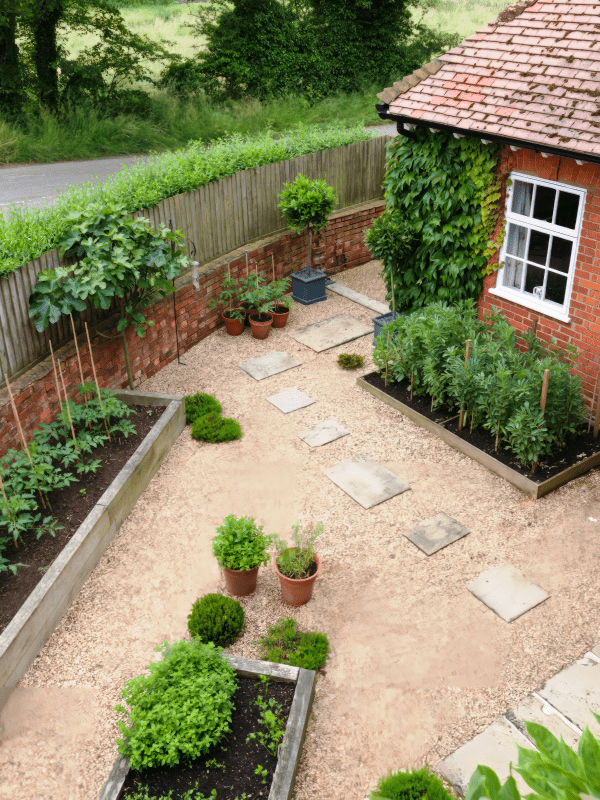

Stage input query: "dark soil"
[
  {"left": 120, "top": 675, "right": 295, "bottom": 800},
  {"left": 363, "top": 371, "right": 600, "bottom": 483},
  {"left": 0, "top": 405, "right": 165, "bottom": 634}
]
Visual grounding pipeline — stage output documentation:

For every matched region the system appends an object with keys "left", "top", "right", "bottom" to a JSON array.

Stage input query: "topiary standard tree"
[{"left": 278, "top": 174, "right": 336, "bottom": 271}]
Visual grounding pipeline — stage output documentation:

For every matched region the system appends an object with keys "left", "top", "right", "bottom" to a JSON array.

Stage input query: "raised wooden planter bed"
[
  {"left": 358, "top": 374, "right": 600, "bottom": 500},
  {"left": 0, "top": 390, "right": 185, "bottom": 709},
  {"left": 100, "top": 655, "right": 317, "bottom": 800}
]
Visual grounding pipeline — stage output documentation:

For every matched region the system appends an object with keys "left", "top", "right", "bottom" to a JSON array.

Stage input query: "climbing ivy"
[{"left": 374, "top": 128, "right": 503, "bottom": 311}]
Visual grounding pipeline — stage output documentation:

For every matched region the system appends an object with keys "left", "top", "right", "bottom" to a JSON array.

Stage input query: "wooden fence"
[{"left": 0, "top": 136, "right": 388, "bottom": 385}]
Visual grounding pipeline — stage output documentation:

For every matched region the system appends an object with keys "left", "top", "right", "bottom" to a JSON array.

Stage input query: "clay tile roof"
[{"left": 378, "top": 0, "right": 600, "bottom": 158}]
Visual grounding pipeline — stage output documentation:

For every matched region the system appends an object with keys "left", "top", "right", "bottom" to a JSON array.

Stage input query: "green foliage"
[
  {"left": 267, "top": 277, "right": 294, "bottom": 310},
  {"left": 187, "top": 593, "right": 245, "bottom": 647},
  {"left": 0, "top": 125, "right": 376, "bottom": 277},
  {"left": 115, "top": 638, "right": 237, "bottom": 770},
  {"left": 184, "top": 392, "right": 222, "bottom": 425},
  {"left": 273, "top": 519, "right": 323, "bottom": 579},
  {"left": 371, "top": 766, "right": 454, "bottom": 800},
  {"left": 256, "top": 617, "right": 329, "bottom": 671},
  {"left": 337, "top": 353, "right": 364, "bottom": 370},
  {"left": 191, "top": 413, "right": 243, "bottom": 443},
  {"left": 127, "top": 787, "right": 216, "bottom": 800},
  {"left": 465, "top": 713, "right": 600, "bottom": 800},
  {"left": 372, "top": 303, "right": 587, "bottom": 470},
  {"left": 278, "top": 174, "right": 336, "bottom": 236},
  {"left": 380, "top": 128, "right": 503, "bottom": 310},
  {"left": 246, "top": 676, "right": 286, "bottom": 757},
  {"left": 212, "top": 514, "right": 273, "bottom": 571}
]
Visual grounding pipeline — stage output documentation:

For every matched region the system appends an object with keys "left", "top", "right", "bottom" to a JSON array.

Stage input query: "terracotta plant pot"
[
  {"left": 269, "top": 305, "right": 290, "bottom": 328},
  {"left": 222, "top": 310, "right": 244, "bottom": 336},
  {"left": 237, "top": 302, "right": 257, "bottom": 327},
  {"left": 249, "top": 312, "right": 273, "bottom": 340},
  {"left": 222, "top": 565, "right": 259, "bottom": 596},
  {"left": 274, "top": 552, "right": 321, "bottom": 606}
]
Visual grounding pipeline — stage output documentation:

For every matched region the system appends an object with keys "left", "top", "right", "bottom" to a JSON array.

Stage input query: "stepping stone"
[
  {"left": 468, "top": 564, "right": 549, "bottom": 623},
  {"left": 266, "top": 387, "right": 315, "bottom": 414},
  {"left": 324, "top": 458, "right": 409, "bottom": 509},
  {"left": 508, "top": 693, "right": 581, "bottom": 750},
  {"left": 326, "top": 282, "right": 389, "bottom": 314},
  {"left": 404, "top": 512, "right": 469, "bottom": 556},
  {"left": 288, "top": 314, "right": 373, "bottom": 352},
  {"left": 436, "top": 716, "right": 535, "bottom": 796},
  {"left": 297, "top": 419, "right": 350, "bottom": 447},
  {"left": 536, "top": 656, "right": 600, "bottom": 737},
  {"left": 239, "top": 352, "right": 301, "bottom": 381}
]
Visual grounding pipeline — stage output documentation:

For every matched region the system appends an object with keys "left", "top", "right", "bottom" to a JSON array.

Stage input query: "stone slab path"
[
  {"left": 326, "top": 282, "right": 389, "bottom": 315},
  {"left": 288, "top": 314, "right": 373, "bottom": 352},
  {"left": 323, "top": 458, "right": 410, "bottom": 509},
  {"left": 266, "top": 387, "right": 316, "bottom": 413},
  {"left": 297, "top": 420, "right": 350, "bottom": 448},
  {"left": 404, "top": 512, "right": 469, "bottom": 556},
  {"left": 468, "top": 564, "right": 550, "bottom": 623},
  {"left": 239, "top": 352, "right": 301, "bottom": 381}
]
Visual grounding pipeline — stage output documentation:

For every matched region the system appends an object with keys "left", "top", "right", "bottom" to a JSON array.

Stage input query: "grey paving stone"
[
  {"left": 404, "top": 512, "right": 469, "bottom": 556},
  {"left": 323, "top": 459, "right": 409, "bottom": 509},
  {"left": 436, "top": 716, "right": 535, "bottom": 796},
  {"left": 297, "top": 419, "right": 350, "bottom": 447},
  {"left": 239, "top": 352, "right": 301, "bottom": 380},
  {"left": 326, "top": 282, "right": 389, "bottom": 314},
  {"left": 468, "top": 564, "right": 549, "bottom": 623},
  {"left": 590, "top": 642, "right": 600, "bottom": 660},
  {"left": 266, "top": 387, "right": 315, "bottom": 414},
  {"left": 537, "top": 657, "right": 600, "bottom": 737},
  {"left": 288, "top": 314, "right": 373, "bottom": 352},
  {"left": 508, "top": 693, "right": 581, "bottom": 750}
]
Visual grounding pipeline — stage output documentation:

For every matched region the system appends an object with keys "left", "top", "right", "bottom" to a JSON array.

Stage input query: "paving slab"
[
  {"left": 239, "top": 352, "right": 301, "bottom": 381},
  {"left": 437, "top": 716, "right": 535, "bottom": 796},
  {"left": 323, "top": 459, "right": 409, "bottom": 509},
  {"left": 590, "top": 642, "right": 600, "bottom": 660},
  {"left": 288, "top": 314, "right": 373, "bottom": 352},
  {"left": 468, "top": 564, "right": 549, "bottom": 623},
  {"left": 266, "top": 387, "right": 315, "bottom": 414},
  {"left": 404, "top": 512, "right": 469, "bottom": 556},
  {"left": 536, "top": 657, "right": 600, "bottom": 737},
  {"left": 297, "top": 419, "right": 350, "bottom": 447},
  {"left": 507, "top": 693, "right": 581, "bottom": 750},
  {"left": 326, "top": 282, "right": 390, "bottom": 314}
]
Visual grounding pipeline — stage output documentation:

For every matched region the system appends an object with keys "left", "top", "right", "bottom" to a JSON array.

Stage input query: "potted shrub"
[
  {"left": 212, "top": 514, "right": 273, "bottom": 596},
  {"left": 267, "top": 277, "right": 295, "bottom": 328},
  {"left": 208, "top": 274, "right": 246, "bottom": 336},
  {"left": 278, "top": 174, "right": 336, "bottom": 271},
  {"left": 243, "top": 273, "right": 274, "bottom": 339},
  {"left": 272, "top": 520, "right": 323, "bottom": 606}
]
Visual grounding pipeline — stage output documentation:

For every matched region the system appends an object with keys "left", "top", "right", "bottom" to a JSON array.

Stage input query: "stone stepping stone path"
[
  {"left": 404, "top": 512, "right": 469, "bottom": 556},
  {"left": 297, "top": 419, "right": 350, "bottom": 447},
  {"left": 468, "top": 564, "right": 549, "bottom": 623},
  {"left": 536, "top": 654, "right": 600, "bottom": 737},
  {"left": 326, "top": 282, "right": 389, "bottom": 314},
  {"left": 288, "top": 314, "right": 373, "bottom": 352},
  {"left": 324, "top": 458, "right": 410, "bottom": 509},
  {"left": 266, "top": 387, "right": 315, "bottom": 414},
  {"left": 239, "top": 351, "right": 301, "bottom": 381}
]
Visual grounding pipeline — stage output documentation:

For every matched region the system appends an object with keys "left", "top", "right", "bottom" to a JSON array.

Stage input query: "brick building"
[{"left": 375, "top": 0, "right": 600, "bottom": 401}]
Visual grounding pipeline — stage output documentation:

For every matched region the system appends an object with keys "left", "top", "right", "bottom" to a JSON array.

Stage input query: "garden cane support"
[
  {"left": 48, "top": 341, "right": 63, "bottom": 413},
  {"left": 84, "top": 322, "right": 111, "bottom": 442},
  {"left": 458, "top": 339, "right": 472, "bottom": 431},
  {"left": 532, "top": 368, "right": 550, "bottom": 474},
  {"left": 69, "top": 315, "right": 90, "bottom": 416},
  {"left": 58, "top": 360, "right": 78, "bottom": 449}
]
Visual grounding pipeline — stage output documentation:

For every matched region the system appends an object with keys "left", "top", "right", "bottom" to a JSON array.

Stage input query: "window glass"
[
  {"left": 506, "top": 223, "right": 527, "bottom": 258},
  {"left": 511, "top": 180, "right": 533, "bottom": 216},
  {"left": 533, "top": 185, "right": 556, "bottom": 222},
  {"left": 524, "top": 264, "right": 546, "bottom": 295},
  {"left": 502, "top": 256, "right": 523, "bottom": 290},
  {"left": 555, "top": 191, "right": 579, "bottom": 229},
  {"left": 527, "top": 230, "right": 550, "bottom": 266},
  {"left": 545, "top": 271, "right": 567, "bottom": 304},
  {"left": 549, "top": 237, "right": 572, "bottom": 273}
]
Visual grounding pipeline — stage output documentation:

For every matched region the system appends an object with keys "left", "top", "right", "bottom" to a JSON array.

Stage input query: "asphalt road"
[{"left": 0, "top": 123, "right": 398, "bottom": 211}]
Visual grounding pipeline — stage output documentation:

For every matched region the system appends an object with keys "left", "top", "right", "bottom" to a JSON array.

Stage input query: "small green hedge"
[
  {"left": 188, "top": 593, "right": 244, "bottom": 647},
  {"left": 371, "top": 767, "right": 453, "bottom": 800}
]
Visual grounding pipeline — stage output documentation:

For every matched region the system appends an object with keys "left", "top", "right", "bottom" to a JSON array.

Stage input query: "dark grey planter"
[
  {"left": 291, "top": 268, "right": 328, "bottom": 305},
  {"left": 372, "top": 311, "right": 403, "bottom": 345}
]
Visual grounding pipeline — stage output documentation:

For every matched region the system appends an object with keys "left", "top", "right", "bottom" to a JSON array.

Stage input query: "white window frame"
[{"left": 490, "top": 171, "right": 587, "bottom": 323}]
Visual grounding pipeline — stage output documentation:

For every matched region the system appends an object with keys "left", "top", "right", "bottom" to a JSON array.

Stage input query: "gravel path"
[{"left": 2, "top": 261, "right": 600, "bottom": 800}]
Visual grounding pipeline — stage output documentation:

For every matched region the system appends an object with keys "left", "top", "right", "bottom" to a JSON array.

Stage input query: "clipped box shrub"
[
  {"left": 191, "top": 413, "right": 242, "bottom": 443},
  {"left": 187, "top": 593, "right": 245, "bottom": 647},
  {"left": 185, "top": 392, "right": 223, "bottom": 425}
]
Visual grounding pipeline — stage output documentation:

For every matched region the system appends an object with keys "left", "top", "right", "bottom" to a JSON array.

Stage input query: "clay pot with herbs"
[
  {"left": 273, "top": 520, "right": 323, "bottom": 606},
  {"left": 212, "top": 515, "right": 273, "bottom": 596}
]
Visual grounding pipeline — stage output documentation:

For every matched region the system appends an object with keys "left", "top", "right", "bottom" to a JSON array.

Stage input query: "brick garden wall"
[
  {"left": 479, "top": 147, "right": 600, "bottom": 404},
  {"left": 0, "top": 199, "right": 384, "bottom": 457}
]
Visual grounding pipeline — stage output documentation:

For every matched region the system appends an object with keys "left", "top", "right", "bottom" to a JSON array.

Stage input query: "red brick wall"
[
  {"left": 0, "top": 200, "right": 384, "bottom": 457},
  {"left": 479, "top": 146, "right": 600, "bottom": 403}
]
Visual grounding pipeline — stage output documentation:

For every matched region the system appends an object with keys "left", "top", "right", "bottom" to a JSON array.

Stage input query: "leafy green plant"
[
  {"left": 127, "top": 786, "right": 217, "bottom": 800},
  {"left": 267, "top": 276, "right": 294, "bottom": 311},
  {"left": 278, "top": 174, "right": 336, "bottom": 269},
  {"left": 115, "top": 638, "right": 237, "bottom": 770},
  {"left": 255, "top": 764, "right": 269, "bottom": 785},
  {"left": 246, "top": 676, "right": 286, "bottom": 757},
  {"left": 191, "top": 413, "right": 242, "bottom": 443},
  {"left": 212, "top": 514, "right": 273, "bottom": 571},
  {"left": 370, "top": 766, "right": 454, "bottom": 800},
  {"left": 208, "top": 274, "right": 247, "bottom": 320},
  {"left": 273, "top": 519, "right": 323, "bottom": 579},
  {"left": 187, "top": 593, "right": 245, "bottom": 647},
  {"left": 365, "top": 211, "right": 414, "bottom": 312},
  {"left": 184, "top": 392, "right": 223, "bottom": 425},
  {"left": 205, "top": 758, "right": 226, "bottom": 771},
  {"left": 256, "top": 617, "right": 329, "bottom": 671},
  {"left": 337, "top": 353, "right": 364, "bottom": 370}
]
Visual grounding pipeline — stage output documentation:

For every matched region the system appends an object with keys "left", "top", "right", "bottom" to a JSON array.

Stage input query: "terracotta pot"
[
  {"left": 222, "top": 310, "right": 244, "bottom": 336},
  {"left": 222, "top": 565, "right": 259, "bottom": 596},
  {"left": 274, "top": 552, "right": 321, "bottom": 606},
  {"left": 269, "top": 305, "right": 290, "bottom": 328},
  {"left": 237, "top": 302, "right": 257, "bottom": 327},
  {"left": 249, "top": 312, "right": 273, "bottom": 340}
]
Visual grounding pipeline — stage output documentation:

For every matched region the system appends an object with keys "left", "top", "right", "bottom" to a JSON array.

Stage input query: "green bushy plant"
[
  {"left": 278, "top": 174, "right": 336, "bottom": 269},
  {"left": 191, "top": 413, "right": 242, "bottom": 443},
  {"left": 187, "top": 593, "right": 245, "bottom": 647},
  {"left": 257, "top": 617, "right": 329, "bottom": 671},
  {"left": 273, "top": 519, "right": 323, "bottom": 579},
  {"left": 337, "top": 353, "right": 364, "bottom": 370},
  {"left": 115, "top": 639, "right": 237, "bottom": 770},
  {"left": 212, "top": 514, "right": 273, "bottom": 571},
  {"left": 184, "top": 392, "right": 223, "bottom": 425},
  {"left": 370, "top": 766, "right": 453, "bottom": 800},
  {"left": 246, "top": 676, "right": 286, "bottom": 757}
]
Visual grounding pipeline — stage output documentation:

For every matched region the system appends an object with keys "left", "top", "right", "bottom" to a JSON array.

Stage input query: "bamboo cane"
[
  {"left": 459, "top": 339, "right": 472, "bottom": 431},
  {"left": 84, "top": 322, "right": 111, "bottom": 442},
  {"left": 48, "top": 341, "right": 63, "bottom": 412},
  {"left": 410, "top": 368, "right": 414, "bottom": 401},
  {"left": 540, "top": 369, "right": 550, "bottom": 415},
  {"left": 69, "top": 315, "right": 88, "bottom": 396},
  {"left": 245, "top": 251, "right": 249, "bottom": 278},
  {"left": 588, "top": 373, "right": 598, "bottom": 433},
  {"left": 272, "top": 254, "right": 275, "bottom": 283},
  {"left": 58, "top": 360, "right": 78, "bottom": 448}
]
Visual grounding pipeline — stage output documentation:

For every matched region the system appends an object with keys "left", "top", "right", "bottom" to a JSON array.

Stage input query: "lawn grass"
[{"left": 418, "top": 0, "right": 509, "bottom": 38}]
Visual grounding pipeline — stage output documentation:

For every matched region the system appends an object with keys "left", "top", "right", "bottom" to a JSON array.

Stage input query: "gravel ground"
[{"left": 2, "top": 260, "right": 600, "bottom": 800}]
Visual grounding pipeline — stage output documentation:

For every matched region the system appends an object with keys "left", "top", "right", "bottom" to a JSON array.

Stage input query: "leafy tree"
[
  {"left": 31, "top": 0, "right": 64, "bottom": 112},
  {"left": 278, "top": 173, "right": 336, "bottom": 269},
  {"left": 0, "top": 0, "right": 24, "bottom": 115}
]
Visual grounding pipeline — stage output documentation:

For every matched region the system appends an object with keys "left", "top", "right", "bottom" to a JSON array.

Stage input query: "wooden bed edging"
[
  {"left": 0, "top": 390, "right": 185, "bottom": 711},
  {"left": 357, "top": 374, "right": 600, "bottom": 500},
  {"left": 99, "top": 655, "right": 317, "bottom": 800}
]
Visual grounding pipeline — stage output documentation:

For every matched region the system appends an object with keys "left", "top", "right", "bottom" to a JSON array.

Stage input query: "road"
[{"left": 0, "top": 123, "right": 398, "bottom": 210}]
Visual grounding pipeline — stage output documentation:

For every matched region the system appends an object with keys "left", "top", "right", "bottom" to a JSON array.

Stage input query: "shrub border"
[
  {"left": 99, "top": 656, "right": 317, "bottom": 800},
  {"left": 0, "top": 390, "right": 185, "bottom": 710},
  {"left": 358, "top": 373, "right": 600, "bottom": 499}
]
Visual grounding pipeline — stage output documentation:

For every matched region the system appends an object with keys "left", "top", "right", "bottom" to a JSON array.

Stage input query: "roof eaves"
[{"left": 376, "top": 59, "right": 444, "bottom": 105}]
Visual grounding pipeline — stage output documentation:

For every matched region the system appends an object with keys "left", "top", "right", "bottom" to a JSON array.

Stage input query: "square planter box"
[
  {"left": 291, "top": 268, "right": 328, "bottom": 305},
  {"left": 372, "top": 311, "right": 403, "bottom": 345}
]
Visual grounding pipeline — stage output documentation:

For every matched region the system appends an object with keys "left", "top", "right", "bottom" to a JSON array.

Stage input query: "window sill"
[{"left": 488, "top": 287, "right": 572, "bottom": 324}]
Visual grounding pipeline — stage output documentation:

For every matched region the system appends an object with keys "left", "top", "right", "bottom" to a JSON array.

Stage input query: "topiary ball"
[
  {"left": 187, "top": 593, "right": 245, "bottom": 647},
  {"left": 185, "top": 392, "right": 223, "bottom": 425},
  {"left": 191, "top": 413, "right": 242, "bottom": 443}
]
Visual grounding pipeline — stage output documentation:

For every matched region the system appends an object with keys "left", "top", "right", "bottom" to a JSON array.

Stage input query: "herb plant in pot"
[
  {"left": 212, "top": 514, "right": 273, "bottom": 596},
  {"left": 273, "top": 520, "right": 323, "bottom": 606},
  {"left": 208, "top": 273, "right": 246, "bottom": 336},
  {"left": 244, "top": 275, "right": 274, "bottom": 339},
  {"left": 267, "top": 277, "right": 295, "bottom": 328}
]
